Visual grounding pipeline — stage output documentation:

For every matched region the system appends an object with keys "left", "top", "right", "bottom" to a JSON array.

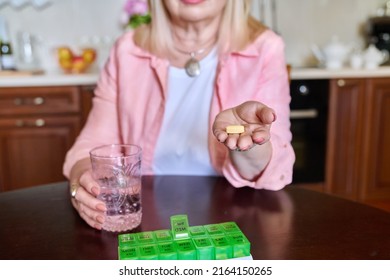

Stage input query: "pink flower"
[
  {"left": 121, "top": 0, "right": 151, "bottom": 29},
  {"left": 124, "top": 0, "right": 149, "bottom": 16}
]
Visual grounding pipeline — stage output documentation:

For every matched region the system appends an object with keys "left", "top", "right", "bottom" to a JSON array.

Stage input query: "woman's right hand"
[{"left": 69, "top": 158, "right": 107, "bottom": 230}]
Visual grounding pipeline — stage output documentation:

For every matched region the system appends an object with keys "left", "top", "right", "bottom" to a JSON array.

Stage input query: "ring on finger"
[{"left": 70, "top": 183, "right": 79, "bottom": 199}]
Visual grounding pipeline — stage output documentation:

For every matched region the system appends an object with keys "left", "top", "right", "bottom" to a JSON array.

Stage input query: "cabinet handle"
[
  {"left": 35, "top": 119, "right": 45, "bottom": 127},
  {"left": 33, "top": 97, "right": 45, "bottom": 105},
  {"left": 15, "top": 120, "right": 25, "bottom": 127},
  {"left": 14, "top": 98, "right": 23, "bottom": 105},
  {"left": 14, "top": 119, "right": 45, "bottom": 127},
  {"left": 337, "top": 79, "right": 346, "bottom": 87},
  {"left": 13, "top": 97, "right": 45, "bottom": 106}
]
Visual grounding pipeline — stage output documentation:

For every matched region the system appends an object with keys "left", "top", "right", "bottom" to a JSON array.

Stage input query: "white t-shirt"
[{"left": 153, "top": 48, "right": 218, "bottom": 175}]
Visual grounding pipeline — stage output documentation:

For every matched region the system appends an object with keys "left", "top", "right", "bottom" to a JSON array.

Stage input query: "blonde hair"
[{"left": 134, "top": 0, "right": 266, "bottom": 57}]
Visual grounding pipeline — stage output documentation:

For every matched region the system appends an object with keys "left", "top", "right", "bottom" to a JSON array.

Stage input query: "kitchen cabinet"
[
  {"left": 326, "top": 78, "right": 390, "bottom": 202},
  {"left": 0, "top": 85, "right": 94, "bottom": 192},
  {"left": 362, "top": 79, "right": 390, "bottom": 200}
]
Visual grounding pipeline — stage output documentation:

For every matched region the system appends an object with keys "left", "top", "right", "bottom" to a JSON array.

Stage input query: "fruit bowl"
[{"left": 57, "top": 47, "right": 97, "bottom": 74}]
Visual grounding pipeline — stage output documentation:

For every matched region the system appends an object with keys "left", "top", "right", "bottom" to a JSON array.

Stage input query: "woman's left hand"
[{"left": 213, "top": 101, "right": 276, "bottom": 151}]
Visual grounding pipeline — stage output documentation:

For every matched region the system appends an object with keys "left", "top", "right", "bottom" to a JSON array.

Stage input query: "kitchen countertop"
[
  {"left": 0, "top": 70, "right": 99, "bottom": 87},
  {"left": 291, "top": 66, "right": 390, "bottom": 80},
  {"left": 2, "top": 66, "right": 390, "bottom": 87}
]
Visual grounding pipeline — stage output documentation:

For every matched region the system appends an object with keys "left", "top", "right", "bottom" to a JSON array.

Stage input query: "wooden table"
[{"left": 1, "top": 176, "right": 390, "bottom": 260}]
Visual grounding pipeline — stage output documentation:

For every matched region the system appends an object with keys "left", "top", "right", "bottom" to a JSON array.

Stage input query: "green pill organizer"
[{"left": 118, "top": 214, "right": 252, "bottom": 260}]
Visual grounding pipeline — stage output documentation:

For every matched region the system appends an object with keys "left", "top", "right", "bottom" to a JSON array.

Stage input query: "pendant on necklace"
[
  {"left": 183, "top": 50, "right": 203, "bottom": 77},
  {"left": 184, "top": 57, "right": 201, "bottom": 77}
]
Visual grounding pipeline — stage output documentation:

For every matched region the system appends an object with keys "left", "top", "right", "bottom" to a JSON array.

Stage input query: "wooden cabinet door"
[
  {"left": 361, "top": 78, "right": 390, "bottom": 200},
  {"left": 0, "top": 116, "right": 81, "bottom": 191},
  {"left": 79, "top": 85, "right": 95, "bottom": 126},
  {"left": 0, "top": 86, "right": 80, "bottom": 116},
  {"left": 326, "top": 79, "right": 366, "bottom": 200}
]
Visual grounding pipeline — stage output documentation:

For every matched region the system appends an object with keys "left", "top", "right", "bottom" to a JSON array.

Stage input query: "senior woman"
[{"left": 63, "top": 0, "right": 295, "bottom": 230}]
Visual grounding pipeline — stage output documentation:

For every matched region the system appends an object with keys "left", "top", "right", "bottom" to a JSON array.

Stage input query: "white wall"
[
  {"left": 276, "top": 0, "right": 386, "bottom": 67},
  {"left": 0, "top": 0, "right": 388, "bottom": 69},
  {"left": 0, "top": 0, "right": 127, "bottom": 70},
  {"left": 251, "top": 0, "right": 387, "bottom": 67}
]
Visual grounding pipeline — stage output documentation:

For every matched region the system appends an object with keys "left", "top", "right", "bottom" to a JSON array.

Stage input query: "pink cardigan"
[{"left": 63, "top": 29, "right": 295, "bottom": 190}]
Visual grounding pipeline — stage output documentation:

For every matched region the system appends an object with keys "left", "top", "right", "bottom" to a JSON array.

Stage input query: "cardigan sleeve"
[
  {"left": 62, "top": 39, "right": 122, "bottom": 178},
  {"left": 220, "top": 31, "right": 295, "bottom": 190}
]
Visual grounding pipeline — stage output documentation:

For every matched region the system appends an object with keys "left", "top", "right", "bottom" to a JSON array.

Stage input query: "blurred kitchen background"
[
  {"left": 0, "top": 0, "right": 388, "bottom": 71},
  {"left": 1, "top": 0, "right": 390, "bottom": 212}
]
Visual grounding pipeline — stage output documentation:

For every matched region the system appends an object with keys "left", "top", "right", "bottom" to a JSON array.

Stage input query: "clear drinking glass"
[
  {"left": 16, "top": 31, "right": 40, "bottom": 70},
  {"left": 90, "top": 144, "right": 142, "bottom": 232}
]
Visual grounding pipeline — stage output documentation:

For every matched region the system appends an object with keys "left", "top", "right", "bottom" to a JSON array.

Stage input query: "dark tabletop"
[{"left": 1, "top": 175, "right": 390, "bottom": 260}]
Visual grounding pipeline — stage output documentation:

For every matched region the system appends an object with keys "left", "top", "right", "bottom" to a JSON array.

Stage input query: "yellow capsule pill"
[{"left": 226, "top": 125, "right": 245, "bottom": 134}]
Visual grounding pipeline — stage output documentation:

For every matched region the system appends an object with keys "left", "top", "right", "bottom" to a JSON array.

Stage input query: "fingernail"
[
  {"left": 96, "top": 215, "right": 105, "bottom": 224},
  {"left": 272, "top": 113, "right": 277, "bottom": 122},
  {"left": 91, "top": 186, "right": 99, "bottom": 196},
  {"left": 94, "top": 224, "right": 102, "bottom": 230},
  {"left": 255, "top": 137, "right": 265, "bottom": 144},
  {"left": 96, "top": 203, "right": 107, "bottom": 212}
]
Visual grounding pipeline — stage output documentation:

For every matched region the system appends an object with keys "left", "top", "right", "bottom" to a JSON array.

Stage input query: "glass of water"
[{"left": 90, "top": 144, "right": 142, "bottom": 232}]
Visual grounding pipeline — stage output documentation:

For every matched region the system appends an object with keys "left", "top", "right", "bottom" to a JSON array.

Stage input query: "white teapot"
[
  {"left": 311, "top": 36, "right": 352, "bottom": 69},
  {"left": 363, "top": 44, "right": 389, "bottom": 69}
]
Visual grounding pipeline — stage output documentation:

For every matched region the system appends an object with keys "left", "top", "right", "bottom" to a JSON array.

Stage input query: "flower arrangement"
[{"left": 121, "top": 0, "right": 151, "bottom": 29}]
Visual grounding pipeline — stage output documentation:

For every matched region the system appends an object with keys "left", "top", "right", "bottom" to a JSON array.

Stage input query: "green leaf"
[{"left": 129, "top": 14, "right": 151, "bottom": 29}]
